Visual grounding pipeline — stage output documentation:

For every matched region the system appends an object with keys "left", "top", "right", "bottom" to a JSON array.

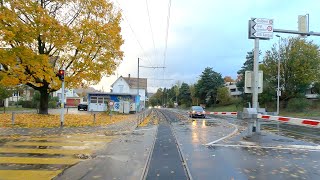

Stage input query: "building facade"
[{"left": 111, "top": 75, "right": 147, "bottom": 110}]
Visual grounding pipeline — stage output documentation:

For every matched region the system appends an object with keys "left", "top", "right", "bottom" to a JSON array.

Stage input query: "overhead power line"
[
  {"left": 145, "top": 0, "right": 157, "bottom": 60},
  {"left": 162, "top": 0, "right": 172, "bottom": 87},
  {"left": 115, "top": 0, "right": 153, "bottom": 66}
]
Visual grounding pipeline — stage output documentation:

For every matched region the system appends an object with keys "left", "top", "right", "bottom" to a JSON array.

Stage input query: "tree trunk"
[{"left": 39, "top": 90, "right": 49, "bottom": 114}]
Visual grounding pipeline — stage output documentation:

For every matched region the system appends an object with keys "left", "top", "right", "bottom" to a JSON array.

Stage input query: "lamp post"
[{"left": 275, "top": 35, "right": 281, "bottom": 115}]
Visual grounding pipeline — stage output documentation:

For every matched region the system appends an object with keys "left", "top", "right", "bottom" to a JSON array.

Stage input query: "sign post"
[
  {"left": 58, "top": 69, "right": 65, "bottom": 127},
  {"left": 248, "top": 18, "right": 273, "bottom": 134}
]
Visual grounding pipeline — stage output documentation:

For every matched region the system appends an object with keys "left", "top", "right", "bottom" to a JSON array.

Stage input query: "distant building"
[
  {"left": 3, "top": 86, "right": 34, "bottom": 107},
  {"left": 305, "top": 84, "right": 319, "bottom": 99},
  {"left": 224, "top": 82, "right": 241, "bottom": 97},
  {"left": 111, "top": 74, "right": 147, "bottom": 110}
]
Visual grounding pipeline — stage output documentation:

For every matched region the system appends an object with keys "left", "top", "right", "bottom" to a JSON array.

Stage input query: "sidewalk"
[{"left": 55, "top": 126, "right": 157, "bottom": 180}]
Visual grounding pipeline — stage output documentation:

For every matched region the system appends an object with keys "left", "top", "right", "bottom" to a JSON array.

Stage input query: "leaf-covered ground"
[{"left": 0, "top": 113, "right": 131, "bottom": 128}]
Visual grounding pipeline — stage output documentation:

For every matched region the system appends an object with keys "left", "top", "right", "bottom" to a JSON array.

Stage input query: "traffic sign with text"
[{"left": 249, "top": 18, "right": 274, "bottom": 39}]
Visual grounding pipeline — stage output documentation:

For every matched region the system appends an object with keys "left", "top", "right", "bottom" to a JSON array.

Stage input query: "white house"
[
  {"left": 225, "top": 82, "right": 242, "bottom": 97},
  {"left": 3, "top": 86, "right": 34, "bottom": 107},
  {"left": 111, "top": 74, "right": 148, "bottom": 110}
]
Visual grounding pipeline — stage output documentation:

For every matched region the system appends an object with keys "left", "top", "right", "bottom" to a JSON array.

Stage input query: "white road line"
[
  {"left": 207, "top": 143, "right": 320, "bottom": 151},
  {"left": 133, "top": 127, "right": 156, "bottom": 131},
  {"left": 205, "top": 119, "right": 239, "bottom": 146}
]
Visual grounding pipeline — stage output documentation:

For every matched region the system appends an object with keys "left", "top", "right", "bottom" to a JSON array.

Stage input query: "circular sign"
[
  {"left": 109, "top": 101, "right": 114, "bottom": 106},
  {"left": 267, "top": 26, "right": 273, "bottom": 31}
]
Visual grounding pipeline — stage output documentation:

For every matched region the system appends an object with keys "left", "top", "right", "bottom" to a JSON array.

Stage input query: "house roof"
[
  {"left": 123, "top": 77, "right": 147, "bottom": 89},
  {"left": 111, "top": 76, "right": 147, "bottom": 90}
]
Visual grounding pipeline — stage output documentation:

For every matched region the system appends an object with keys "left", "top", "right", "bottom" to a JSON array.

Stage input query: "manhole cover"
[{"left": 272, "top": 139, "right": 294, "bottom": 142}]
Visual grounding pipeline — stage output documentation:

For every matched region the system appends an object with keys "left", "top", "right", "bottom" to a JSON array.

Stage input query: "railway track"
[{"left": 143, "top": 109, "right": 191, "bottom": 180}]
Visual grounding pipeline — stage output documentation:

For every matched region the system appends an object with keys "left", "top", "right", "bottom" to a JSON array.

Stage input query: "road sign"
[
  {"left": 249, "top": 18, "right": 274, "bottom": 39},
  {"left": 109, "top": 101, "right": 114, "bottom": 106}
]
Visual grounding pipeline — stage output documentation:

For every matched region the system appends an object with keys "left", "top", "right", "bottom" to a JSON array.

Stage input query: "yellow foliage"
[
  {"left": 0, "top": 113, "right": 131, "bottom": 128},
  {"left": 138, "top": 115, "right": 152, "bottom": 127},
  {"left": 0, "top": 0, "right": 124, "bottom": 92}
]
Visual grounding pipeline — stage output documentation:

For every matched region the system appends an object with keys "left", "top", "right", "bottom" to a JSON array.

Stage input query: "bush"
[
  {"left": 21, "top": 101, "right": 36, "bottom": 108},
  {"left": 8, "top": 101, "right": 16, "bottom": 106},
  {"left": 287, "top": 98, "right": 310, "bottom": 112},
  {"left": 168, "top": 101, "right": 174, "bottom": 108},
  {"left": 48, "top": 100, "right": 57, "bottom": 108}
]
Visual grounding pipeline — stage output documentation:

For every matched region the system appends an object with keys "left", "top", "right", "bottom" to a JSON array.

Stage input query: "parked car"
[
  {"left": 78, "top": 103, "right": 88, "bottom": 111},
  {"left": 189, "top": 106, "right": 206, "bottom": 118}
]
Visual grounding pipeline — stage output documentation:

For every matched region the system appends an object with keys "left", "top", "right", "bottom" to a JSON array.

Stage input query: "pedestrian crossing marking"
[
  {"left": 0, "top": 170, "right": 62, "bottom": 180},
  {"left": 0, "top": 133, "right": 116, "bottom": 179},
  {"left": 0, "top": 148, "right": 92, "bottom": 155},
  {"left": 0, "top": 157, "right": 80, "bottom": 165}
]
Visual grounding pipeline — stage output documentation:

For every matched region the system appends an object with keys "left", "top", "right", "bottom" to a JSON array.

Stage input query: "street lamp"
[{"left": 275, "top": 35, "right": 281, "bottom": 115}]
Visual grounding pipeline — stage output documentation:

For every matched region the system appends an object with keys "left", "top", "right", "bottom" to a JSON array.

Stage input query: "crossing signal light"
[{"left": 57, "top": 69, "right": 65, "bottom": 81}]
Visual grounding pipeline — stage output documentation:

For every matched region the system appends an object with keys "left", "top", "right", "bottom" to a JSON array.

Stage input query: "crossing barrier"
[
  {"left": 191, "top": 111, "right": 320, "bottom": 128},
  {"left": 257, "top": 114, "right": 320, "bottom": 128}
]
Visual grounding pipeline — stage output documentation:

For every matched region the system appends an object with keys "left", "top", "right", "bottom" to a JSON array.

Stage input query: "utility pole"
[
  {"left": 137, "top": 58, "right": 140, "bottom": 112},
  {"left": 252, "top": 38, "right": 260, "bottom": 133},
  {"left": 276, "top": 35, "right": 281, "bottom": 116}
]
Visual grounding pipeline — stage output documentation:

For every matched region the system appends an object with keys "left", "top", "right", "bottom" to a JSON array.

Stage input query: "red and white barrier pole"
[{"left": 257, "top": 114, "right": 320, "bottom": 128}]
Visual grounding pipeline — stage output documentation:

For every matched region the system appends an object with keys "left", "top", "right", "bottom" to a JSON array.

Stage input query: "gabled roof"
[
  {"left": 123, "top": 77, "right": 147, "bottom": 89},
  {"left": 111, "top": 76, "right": 147, "bottom": 90}
]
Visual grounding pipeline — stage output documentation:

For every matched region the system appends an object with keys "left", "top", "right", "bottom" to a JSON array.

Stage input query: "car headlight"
[{"left": 192, "top": 111, "right": 195, "bottom": 113}]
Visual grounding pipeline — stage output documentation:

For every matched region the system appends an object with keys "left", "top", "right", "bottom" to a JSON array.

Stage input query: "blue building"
[{"left": 87, "top": 92, "right": 139, "bottom": 112}]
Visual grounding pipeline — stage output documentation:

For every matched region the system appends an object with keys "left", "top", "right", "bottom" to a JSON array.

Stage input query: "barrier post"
[{"left": 11, "top": 112, "right": 15, "bottom": 125}]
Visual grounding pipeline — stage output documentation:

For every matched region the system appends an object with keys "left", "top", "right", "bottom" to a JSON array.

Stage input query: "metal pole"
[
  {"left": 137, "top": 58, "right": 140, "bottom": 113},
  {"left": 11, "top": 112, "right": 15, "bottom": 125},
  {"left": 60, "top": 75, "right": 65, "bottom": 127},
  {"left": 252, "top": 38, "right": 260, "bottom": 133},
  {"left": 277, "top": 36, "right": 281, "bottom": 115}
]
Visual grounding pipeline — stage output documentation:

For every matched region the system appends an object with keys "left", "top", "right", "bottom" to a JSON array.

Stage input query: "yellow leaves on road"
[
  {"left": 138, "top": 115, "right": 151, "bottom": 127},
  {"left": 0, "top": 113, "right": 130, "bottom": 128}
]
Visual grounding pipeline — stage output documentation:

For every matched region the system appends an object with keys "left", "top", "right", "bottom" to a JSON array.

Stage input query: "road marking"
[
  {"left": 0, "top": 157, "right": 80, "bottom": 164},
  {"left": 0, "top": 170, "right": 62, "bottom": 180},
  {"left": 0, "top": 148, "right": 92, "bottom": 155},
  {"left": 205, "top": 119, "right": 239, "bottom": 146},
  {"left": 4, "top": 141, "right": 87, "bottom": 147},
  {"left": 134, "top": 127, "right": 156, "bottom": 131},
  {"left": 0, "top": 135, "right": 114, "bottom": 141},
  {"left": 208, "top": 143, "right": 320, "bottom": 151},
  {"left": 0, "top": 134, "right": 116, "bottom": 179}
]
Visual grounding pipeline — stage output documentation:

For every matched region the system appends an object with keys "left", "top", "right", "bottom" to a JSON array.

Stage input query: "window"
[
  {"left": 91, "top": 96, "right": 97, "bottom": 103},
  {"left": 230, "top": 88, "right": 236, "bottom": 92},
  {"left": 13, "top": 91, "right": 19, "bottom": 97},
  {"left": 98, "top": 97, "right": 103, "bottom": 103}
]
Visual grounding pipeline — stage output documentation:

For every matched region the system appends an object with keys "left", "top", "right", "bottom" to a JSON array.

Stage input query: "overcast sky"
[{"left": 93, "top": 0, "right": 320, "bottom": 93}]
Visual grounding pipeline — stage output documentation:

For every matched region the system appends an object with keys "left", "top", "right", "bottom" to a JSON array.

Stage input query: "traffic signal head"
[{"left": 57, "top": 69, "right": 65, "bottom": 81}]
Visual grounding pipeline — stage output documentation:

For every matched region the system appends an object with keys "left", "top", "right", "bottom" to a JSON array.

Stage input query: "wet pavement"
[
  {"left": 167, "top": 109, "right": 320, "bottom": 180},
  {"left": 1, "top": 108, "right": 319, "bottom": 179},
  {"left": 0, "top": 112, "right": 142, "bottom": 180},
  {"left": 0, "top": 133, "right": 117, "bottom": 179},
  {"left": 56, "top": 126, "right": 157, "bottom": 180}
]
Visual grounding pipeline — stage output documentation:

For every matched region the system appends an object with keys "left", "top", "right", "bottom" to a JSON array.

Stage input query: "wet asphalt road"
[
  {"left": 146, "top": 113, "right": 188, "bottom": 180},
  {"left": 158, "top": 109, "right": 320, "bottom": 180}
]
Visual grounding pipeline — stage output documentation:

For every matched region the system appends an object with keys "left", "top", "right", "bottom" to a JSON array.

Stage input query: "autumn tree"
[
  {"left": 262, "top": 37, "right": 320, "bottom": 105},
  {"left": 223, "top": 76, "right": 234, "bottom": 83},
  {"left": 0, "top": 0, "right": 123, "bottom": 114}
]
